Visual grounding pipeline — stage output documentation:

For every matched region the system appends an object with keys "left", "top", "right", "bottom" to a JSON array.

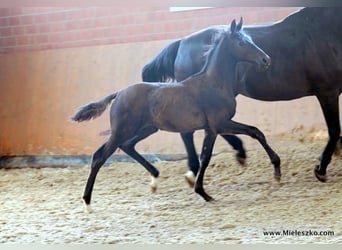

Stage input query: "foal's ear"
[
  {"left": 230, "top": 19, "right": 237, "bottom": 33},
  {"left": 237, "top": 17, "right": 243, "bottom": 31}
]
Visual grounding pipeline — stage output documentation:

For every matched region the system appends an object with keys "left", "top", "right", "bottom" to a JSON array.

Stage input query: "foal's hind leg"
[
  {"left": 314, "top": 95, "right": 341, "bottom": 182},
  {"left": 216, "top": 120, "right": 281, "bottom": 180},
  {"left": 120, "top": 126, "right": 160, "bottom": 192},
  {"left": 83, "top": 136, "right": 118, "bottom": 213}
]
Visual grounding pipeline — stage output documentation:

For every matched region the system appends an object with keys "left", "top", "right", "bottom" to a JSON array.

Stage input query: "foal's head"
[{"left": 227, "top": 17, "right": 271, "bottom": 71}]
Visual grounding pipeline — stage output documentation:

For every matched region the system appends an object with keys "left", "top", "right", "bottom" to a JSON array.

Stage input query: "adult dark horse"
[
  {"left": 142, "top": 7, "right": 342, "bottom": 183},
  {"left": 71, "top": 19, "right": 275, "bottom": 211}
]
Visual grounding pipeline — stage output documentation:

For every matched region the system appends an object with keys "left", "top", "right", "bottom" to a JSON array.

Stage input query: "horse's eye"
[{"left": 239, "top": 41, "right": 245, "bottom": 46}]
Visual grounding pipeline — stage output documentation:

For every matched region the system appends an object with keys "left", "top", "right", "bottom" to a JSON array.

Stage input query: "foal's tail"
[
  {"left": 70, "top": 93, "right": 117, "bottom": 122},
  {"left": 142, "top": 39, "right": 181, "bottom": 82}
]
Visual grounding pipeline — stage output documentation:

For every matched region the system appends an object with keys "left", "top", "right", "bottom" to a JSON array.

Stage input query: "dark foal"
[{"left": 71, "top": 18, "right": 275, "bottom": 212}]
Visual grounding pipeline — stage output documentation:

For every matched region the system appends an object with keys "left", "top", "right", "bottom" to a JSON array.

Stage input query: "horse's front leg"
[
  {"left": 220, "top": 134, "right": 247, "bottom": 165},
  {"left": 217, "top": 120, "right": 281, "bottom": 180},
  {"left": 194, "top": 129, "right": 217, "bottom": 201},
  {"left": 314, "top": 95, "right": 341, "bottom": 182}
]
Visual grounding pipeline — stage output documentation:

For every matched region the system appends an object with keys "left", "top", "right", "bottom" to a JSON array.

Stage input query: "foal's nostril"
[{"left": 262, "top": 56, "right": 271, "bottom": 67}]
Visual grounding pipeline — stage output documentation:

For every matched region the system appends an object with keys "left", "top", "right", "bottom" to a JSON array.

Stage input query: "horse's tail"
[
  {"left": 142, "top": 39, "right": 181, "bottom": 82},
  {"left": 70, "top": 92, "right": 117, "bottom": 122}
]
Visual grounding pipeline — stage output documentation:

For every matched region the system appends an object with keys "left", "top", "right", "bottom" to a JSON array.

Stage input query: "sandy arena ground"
[{"left": 0, "top": 130, "right": 341, "bottom": 244}]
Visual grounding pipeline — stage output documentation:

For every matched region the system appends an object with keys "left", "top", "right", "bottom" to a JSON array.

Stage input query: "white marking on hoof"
[
  {"left": 150, "top": 176, "right": 158, "bottom": 193},
  {"left": 83, "top": 201, "right": 93, "bottom": 214},
  {"left": 184, "top": 171, "right": 196, "bottom": 187}
]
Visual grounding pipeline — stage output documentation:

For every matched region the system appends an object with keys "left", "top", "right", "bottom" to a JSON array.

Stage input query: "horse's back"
[
  {"left": 174, "top": 25, "right": 228, "bottom": 81},
  {"left": 239, "top": 7, "right": 342, "bottom": 100}
]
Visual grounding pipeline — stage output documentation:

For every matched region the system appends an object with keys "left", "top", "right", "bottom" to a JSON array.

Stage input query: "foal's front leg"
[
  {"left": 180, "top": 131, "right": 246, "bottom": 187},
  {"left": 194, "top": 129, "right": 217, "bottom": 202}
]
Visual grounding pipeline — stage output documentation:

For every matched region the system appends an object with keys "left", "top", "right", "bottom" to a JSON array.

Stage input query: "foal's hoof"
[
  {"left": 184, "top": 171, "right": 196, "bottom": 188},
  {"left": 83, "top": 203, "right": 94, "bottom": 214},
  {"left": 150, "top": 176, "right": 158, "bottom": 193},
  {"left": 273, "top": 174, "right": 281, "bottom": 182},
  {"left": 314, "top": 166, "right": 327, "bottom": 182},
  {"left": 236, "top": 156, "right": 246, "bottom": 166}
]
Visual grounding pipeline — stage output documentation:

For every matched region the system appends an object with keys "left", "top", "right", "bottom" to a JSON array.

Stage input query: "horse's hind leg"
[
  {"left": 221, "top": 134, "right": 247, "bottom": 165},
  {"left": 120, "top": 126, "right": 160, "bottom": 192},
  {"left": 83, "top": 136, "right": 118, "bottom": 213},
  {"left": 314, "top": 95, "right": 341, "bottom": 182}
]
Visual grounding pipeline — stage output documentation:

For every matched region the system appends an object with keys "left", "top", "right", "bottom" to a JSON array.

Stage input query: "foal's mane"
[{"left": 188, "top": 29, "right": 228, "bottom": 80}]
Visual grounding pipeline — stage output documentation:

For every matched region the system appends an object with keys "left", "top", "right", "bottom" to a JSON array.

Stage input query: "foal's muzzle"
[{"left": 258, "top": 55, "right": 271, "bottom": 71}]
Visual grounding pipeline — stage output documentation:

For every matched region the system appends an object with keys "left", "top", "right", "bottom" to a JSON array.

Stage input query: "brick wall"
[{"left": 0, "top": 7, "right": 300, "bottom": 53}]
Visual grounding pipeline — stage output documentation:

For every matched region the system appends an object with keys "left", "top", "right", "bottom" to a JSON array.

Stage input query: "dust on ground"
[{"left": 0, "top": 129, "right": 341, "bottom": 243}]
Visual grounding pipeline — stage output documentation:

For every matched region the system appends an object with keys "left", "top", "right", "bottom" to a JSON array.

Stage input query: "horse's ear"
[
  {"left": 237, "top": 17, "right": 243, "bottom": 31},
  {"left": 230, "top": 19, "right": 237, "bottom": 33}
]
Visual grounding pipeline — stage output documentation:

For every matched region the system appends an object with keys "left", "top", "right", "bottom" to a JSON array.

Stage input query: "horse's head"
[{"left": 229, "top": 17, "right": 271, "bottom": 71}]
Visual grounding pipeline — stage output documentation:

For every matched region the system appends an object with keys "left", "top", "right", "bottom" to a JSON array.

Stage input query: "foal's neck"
[{"left": 184, "top": 32, "right": 237, "bottom": 93}]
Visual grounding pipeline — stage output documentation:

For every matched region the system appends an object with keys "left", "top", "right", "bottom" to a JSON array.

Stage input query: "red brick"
[
  {"left": 34, "top": 14, "right": 48, "bottom": 24},
  {"left": 0, "top": 27, "right": 11, "bottom": 36},
  {"left": 66, "top": 21, "right": 80, "bottom": 30},
  {"left": 20, "top": 15, "right": 34, "bottom": 25},
  {"left": 78, "top": 19, "right": 93, "bottom": 29},
  {"left": 35, "top": 34, "right": 49, "bottom": 44},
  {"left": 16, "top": 35, "right": 33, "bottom": 45},
  {"left": 48, "top": 33, "right": 65, "bottom": 43},
  {"left": 48, "top": 12, "right": 66, "bottom": 22},
  {"left": 12, "top": 26, "right": 25, "bottom": 35},
  {"left": 0, "top": 8, "right": 11, "bottom": 17},
  {"left": 25, "top": 25, "right": 37, "bottom": 34},
  {"left": 80, "top": 8, "right": 96, "bottom": 19},
  {"left": 49, "top": 22, "right": 66, "bottom": 32},
  {"left": 9, "top": 17, "right": 20, "bottom": 26},
  {"left": 37, "top": 23, "right": 50, "bottom": 33},
  {"left": 95, "top": 7, "right": 110, "bottom": 17},
  {"left": 94, "top": 17, "right": 111, "bottom": 27},
  {"left": 1, "top": 37, "right": 16, "bottom": 46},
  {"left": 0, "top": 17, "right": 9, "bottom": 26}
]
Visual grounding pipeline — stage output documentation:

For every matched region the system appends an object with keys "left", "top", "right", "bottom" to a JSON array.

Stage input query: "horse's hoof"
[
  {"left": 334, "top": 142, "right": 341, "bottom": 156},
  {"left": 314, "top": 166, "right": 327, "bottom": 182},
  {"left": 184, "top": 171, "right": 195, "bottom": 188}
]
